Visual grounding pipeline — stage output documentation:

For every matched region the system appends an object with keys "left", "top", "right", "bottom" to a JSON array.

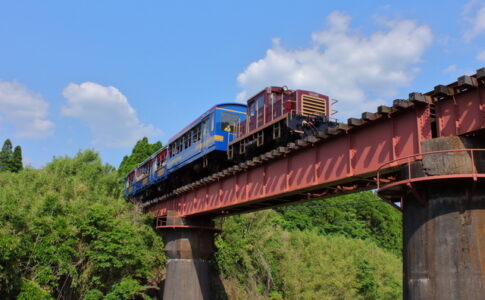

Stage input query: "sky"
[{"left": 0, "top": 0, "right": 484, "bottom": 168}]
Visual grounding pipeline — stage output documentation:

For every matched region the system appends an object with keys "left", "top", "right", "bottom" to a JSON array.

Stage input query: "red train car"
[{"left": 228, "top": 86, "right": 336, "bottom": 161}]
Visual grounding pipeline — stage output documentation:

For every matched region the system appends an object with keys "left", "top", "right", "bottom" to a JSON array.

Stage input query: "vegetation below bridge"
[{"left": 0, "top": 138, "right": 402, "bottom": 299}]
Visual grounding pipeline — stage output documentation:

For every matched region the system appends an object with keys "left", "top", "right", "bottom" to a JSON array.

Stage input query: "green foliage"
[
  {"left": 278, "top": 231, "right": 401, "bottom": 300},
  {"left": 0, "top": 139, "right": 13, "bottom": 172},
  {"left": 0, "top": 150, "right": 165, "bottom": 299},
  {"left": 12, "top": 145, "right": 23, "bottom": 172},
  {"left": 118, "top": 137, "right": 162, "bottom": 177},
  {"left": 0, "top": 139, "right": 22, "bottom": 172},
  {"left": 215, "top": 209, "right": 402, "bottom": 300},
  {"left": 17, "top": 280, "right": 53, "bottom": 300},
  {"left": 356, "top": 259, "right": 378, "bottom": 300},
  {"left": 215, "top": 210, "right": 285, "bottom": 296},
  {"left": 276, "top": 191, "right": 402, "bottom": 254}
]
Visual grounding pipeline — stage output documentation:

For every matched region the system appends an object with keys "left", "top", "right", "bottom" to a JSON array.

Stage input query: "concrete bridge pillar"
[
  {"left": 393, "top": 136, "right": 485, "bottom": 300},
  {"left": 159, "top": 211, "right": 218, "bottom": 300}
]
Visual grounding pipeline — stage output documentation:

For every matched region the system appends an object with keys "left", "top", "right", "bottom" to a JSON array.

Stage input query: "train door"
[{"left": 200, "top": 114, "right": 213, "bottom": 152}]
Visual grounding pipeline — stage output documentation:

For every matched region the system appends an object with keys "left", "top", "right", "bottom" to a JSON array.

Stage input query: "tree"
[
  {"left": 0, "top": 150, "right": 165, "bottom": 299},
  {"left": 118, "top": 137, "right": 162, "bottom": 176},
  {"left": 0, "top": 139, "right": 14, "bottom": 172},
  {"left": 12, "top": 146, "right": 23, "bottom": 172},
  {"left": 276, "top": 191, "right": 402, "bottom": 254}
]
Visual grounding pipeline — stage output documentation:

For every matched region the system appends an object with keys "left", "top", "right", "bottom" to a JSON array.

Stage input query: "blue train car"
[{"left": 125, "top": 103, "right": 246, "bottom": 198}]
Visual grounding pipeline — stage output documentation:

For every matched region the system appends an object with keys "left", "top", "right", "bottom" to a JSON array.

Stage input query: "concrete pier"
[
  {"left": 160, "top": 212, "right": 218, "bottom": 300},
  {"left": 401, "top": 137, "right": 485, "bottom": 300}
]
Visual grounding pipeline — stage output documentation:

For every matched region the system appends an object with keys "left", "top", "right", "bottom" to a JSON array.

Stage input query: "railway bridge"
[{"left": 142, "top": 69, "right": 485, "bottom": 300}]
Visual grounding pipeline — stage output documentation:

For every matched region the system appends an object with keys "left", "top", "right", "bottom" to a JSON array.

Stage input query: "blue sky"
[{"left": 0, "top": 0, "right": 484, "bottom": 168}]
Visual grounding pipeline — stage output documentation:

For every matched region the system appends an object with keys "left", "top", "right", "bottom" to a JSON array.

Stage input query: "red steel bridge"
[
  {"left": 143, "top": 69, "right": 485, "bottom": 300},
  {"left": 145, "top": 70, "right": 484, "bottom": 219}
]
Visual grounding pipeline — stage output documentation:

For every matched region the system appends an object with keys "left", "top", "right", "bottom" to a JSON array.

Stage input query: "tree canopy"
[
  {"left": 0, "top": 150, "right": 164, "bottom": 299},
  {"left": 0, "top": 139, "right": 22, "bottom": 172},
  {"left": 118, "top": 137, "right": 162, "bottom": 177},
  {"left": 215, "top": 208, "right": 402, "bottom": 299}
]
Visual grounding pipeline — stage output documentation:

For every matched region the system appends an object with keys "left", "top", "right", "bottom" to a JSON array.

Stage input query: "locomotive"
[
  {"left": 125, "top": 86, "right": 337, "bottom": 200},
  {"left": 228, "top": 86, "right": 336, "bottom": 162}
]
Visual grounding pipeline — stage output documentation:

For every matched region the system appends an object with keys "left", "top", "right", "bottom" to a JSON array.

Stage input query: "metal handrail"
[{"left": 376, "top": 148, "right": 485, "bottom": 190}]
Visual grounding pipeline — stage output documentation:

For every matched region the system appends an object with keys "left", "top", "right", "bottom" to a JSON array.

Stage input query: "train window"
[
  {"left": 169, "top": 144, "right": 174, "bottom": 157},
  {"left": 151, "top": 159, "right": 157, "bottom": 173},
  {"left": 221, "top": 112, "right": 239, "bottom": 132},
  {"left": 256, "top": 95, "right": 264, "bottom": 109},
  {"left": 193, "top": 126, "right": 201, "bottom": 142},
  {"left": 184, "top": 133, "right": 191, "bottom": 148},
  {"left": 177, "top": 139, "right": 182, "bottom": 153},
  {"left": 249, "top": 102, "right": 256, "bottom": 117},
  {"left": 202, "top": 120, "right": 208, "bottom": 137},
  {"left": 210, "top": 114, "right": 214, "bottom": 132}
]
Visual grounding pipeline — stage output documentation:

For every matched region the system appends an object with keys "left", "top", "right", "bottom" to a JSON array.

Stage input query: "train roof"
[{"left": 168, "top": 103, "right": 246, "bottom": 144}]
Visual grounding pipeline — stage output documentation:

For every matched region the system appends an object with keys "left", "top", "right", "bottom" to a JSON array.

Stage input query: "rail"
[{"left": 377, "top": 148, "right": 485, "bottom": 193}]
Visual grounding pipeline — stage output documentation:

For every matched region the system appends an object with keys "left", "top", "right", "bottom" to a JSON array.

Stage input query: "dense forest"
[{"left": 0, "top": 138, "right": 402, "bottom": 299}]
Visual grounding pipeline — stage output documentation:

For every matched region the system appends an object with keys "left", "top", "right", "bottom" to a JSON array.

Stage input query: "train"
[{"left": 125, "top": 86, "right": 337, "bottom": 200}]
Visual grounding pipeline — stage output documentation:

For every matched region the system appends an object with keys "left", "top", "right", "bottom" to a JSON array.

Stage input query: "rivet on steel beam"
[
  {"left": 348, "top": 118, "right": 364, "bottom": 126},
  {"left": 361, "top": 112, "right": 379, "bottom": 121},
  {"left": 377, "top": 105, "right": 393, "bottom": 114}
]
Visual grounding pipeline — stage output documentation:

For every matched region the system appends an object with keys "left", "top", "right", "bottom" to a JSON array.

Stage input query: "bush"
[{"left": 0, "top": 150, "right": 165, "bottom": 299}]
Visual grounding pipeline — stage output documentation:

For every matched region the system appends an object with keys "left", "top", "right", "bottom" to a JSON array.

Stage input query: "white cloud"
[
  {"left": 236, "top": 11, "right": 433, "bottom": 119},
  {"left": 463, "top": 0, "right": 485, "bottom": 41},
  {"left": 444, "top": 64, "right": 457, "bottom": 72},
  {"left": 0, "top": 80, "right": 54, "bottom": 138},
  {"left": 61, "top": 82, "right": 162, "bottom": 147},
  {"left": 477, "top": 50, "right": 485, "bottom": 61}
]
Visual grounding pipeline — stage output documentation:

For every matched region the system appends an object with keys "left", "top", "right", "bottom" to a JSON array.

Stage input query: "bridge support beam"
[
  {"left": 401, "top": 136, "right": 485, "bottom": 300},
  {"left": 160, "top": 211, "right": 218, "bottom": 300}
]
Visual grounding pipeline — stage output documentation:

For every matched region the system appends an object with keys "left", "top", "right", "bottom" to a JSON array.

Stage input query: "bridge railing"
[{"left": 377, "top": 149, "right": 485, "bottom": 202}]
